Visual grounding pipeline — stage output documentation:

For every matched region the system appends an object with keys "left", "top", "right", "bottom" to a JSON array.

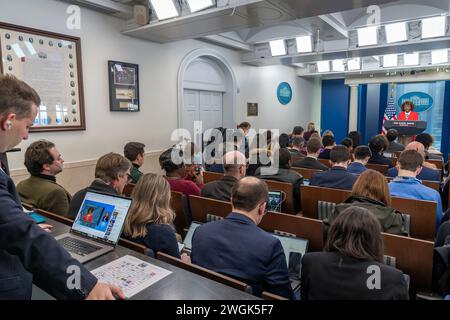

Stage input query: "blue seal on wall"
[
  {"left": 398, "top": 92, "right": 434, "bottom": 112},
  {"left": 277, "top": 82, "right": 292, "bottom": 105}
]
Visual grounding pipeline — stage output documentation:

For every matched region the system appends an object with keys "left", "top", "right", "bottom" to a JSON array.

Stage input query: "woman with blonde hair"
[
  {"left": 332, "top": 169, "right": 407, "bottom": 235},
  {"left": 123, "top": 173, "right": 184, "bottom": 259}
]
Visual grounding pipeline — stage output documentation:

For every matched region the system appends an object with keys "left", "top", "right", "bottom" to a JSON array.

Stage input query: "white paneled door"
[{"left": 183, "top": 89, "right": 223, "bottom": 140}]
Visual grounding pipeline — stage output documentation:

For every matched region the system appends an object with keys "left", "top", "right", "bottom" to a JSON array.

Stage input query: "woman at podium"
[{"left": 398, "top": 101, "right": 419, "bottom": 121}]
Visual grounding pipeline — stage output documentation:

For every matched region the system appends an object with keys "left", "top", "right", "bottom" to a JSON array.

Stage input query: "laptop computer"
[
  {"left": 267, "top": 191, "right": 282, "bottom": 212},
  {"left": 55, "top": 191, "right": 132, "bottom": 263}
]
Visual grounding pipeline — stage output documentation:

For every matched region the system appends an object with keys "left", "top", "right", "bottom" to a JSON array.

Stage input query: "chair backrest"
[
  {"left": 122, "top": 183, "right": 135, "bottom": 197},
  {"left": 318, "top": 158, "right": 331, "bottom": 168},
  {"left": 291, "top": 166, "right": 321, "bottom": 180},
  {"left": 262, "top": 291, "right": 288, "bottom": 300},
  {"left": 427, "top": 159, "right": 444, "bottom": 170},
  {"left": 263, "top": 179, "right": 296, "bottom": 214},
  {"left": 203, "top": 171, "right": 223, "bottom": 184},
  {"left": 188, "top": 195, "right": 324, "bottom": 251},
  {"left": 118, "top": 237, "right": 149, "bottom": 255},
  {"left": 170, "top": 191, "right": 189, "bottom": 237},
  {"left": 385, "top": 177, "right": 441, "bottom": 193},
  {"left": 389, "top": 157, "right": 398, "bottom": 167},
  {"left": 366, "top": 163, "right": 389, "bottom": 175},
  {"left": 300, "top": 185, "right": 437, "bottom": 241},
  {"left": 382, "top": 233, "right": 434, "bottom": 294},
  {"left": 156, "top": 251, "right": 252, "bottom": 293},
  {"left": 188, "top": 195, "right": 232, "bottom": 223}
]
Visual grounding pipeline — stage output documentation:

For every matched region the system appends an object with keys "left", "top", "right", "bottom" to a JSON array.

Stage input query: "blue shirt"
[
  {"left": 347, "top": 162, "right": 367, "bottom": 175},
  {"left": 388, "top": 176, "right": 442, "bottom": 228}
]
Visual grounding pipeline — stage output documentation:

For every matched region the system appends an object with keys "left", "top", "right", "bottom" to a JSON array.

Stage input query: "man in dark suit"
[
  {"left": 0, "top": 75, "right": 124, "bottom": 300},
  {"left": 192, "top": 177, "right": 294, "bottom": 299},
  {"left": 318, "top": 135, "right": 335, "bottom": 159},
  {"left": 384, "top": 129, "right": 405, "bottom": 157},
  {"left": 288, "top": 136, "right": 305, "bottom": 159},
  {"left": 201, "top": 151, "right": 246, "bottom": 202},
  {"left": 388, "top": 142, "right": 441, "bottom": 182},
  {"left": 292, "top": 138, "right": 328, "bottom": 171},
  {"left": 347, "top": 146, "right": 371, "bottom": 174},
  {"left": 310, "top": 145, "right": 358, "bottom": 190}
]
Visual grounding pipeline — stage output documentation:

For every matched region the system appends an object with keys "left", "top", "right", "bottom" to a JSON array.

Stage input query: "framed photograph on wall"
[
  {"left": 108, "top": 61, "right": 140, "bottom": 112},
  {"left": 0, "top": 22, "right": 86, "bottom": 132}
]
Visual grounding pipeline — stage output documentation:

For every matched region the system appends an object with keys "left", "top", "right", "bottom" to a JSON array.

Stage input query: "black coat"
[
  {"left": 292, "top": 157, "right": 329, "bottom": 171},
  {"left": 310, "top": 166, "right": 358, "bottom": 190},
  {"left": 201, "top": 175, "right": 238, "bottom": 202}
]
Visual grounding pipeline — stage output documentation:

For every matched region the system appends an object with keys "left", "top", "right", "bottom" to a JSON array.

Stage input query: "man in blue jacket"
[
  {"left": 389, "top": 149, "right": 442, "bottom": 229},
  {"left": 0, "top": 75, "right": 124, "bottom": 300},
  {"left": 310, "top": 145, "right": 358, "bottom": 190},
  {"left": 191, "top": 176, "right": 294, "bottom": 299},
  {"left": 388, "top": 142, "right": 441, "bottom": 182}
]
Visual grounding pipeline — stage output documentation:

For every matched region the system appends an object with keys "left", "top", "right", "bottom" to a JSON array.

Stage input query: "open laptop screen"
[
  {"left": 183, "top": 222, "right": 202, "bottom": 251},
  {"left": 72, "top": 191, "right": 132, "bottom": 245}
]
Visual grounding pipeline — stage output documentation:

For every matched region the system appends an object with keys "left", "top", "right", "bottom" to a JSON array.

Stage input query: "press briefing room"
[{"left": 0, "top": 0, "right": 450, "bottom": 309}]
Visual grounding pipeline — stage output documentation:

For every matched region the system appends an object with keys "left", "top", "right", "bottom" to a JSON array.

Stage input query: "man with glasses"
[
  {"left": 67, "top": 153, "right": 131, "bottom": 219},
  {"left": 192, "top": 177, "right": 294, "bottom": 299},
  {"left": 201, "top": 151, "right": 246, "bottom": 202}
]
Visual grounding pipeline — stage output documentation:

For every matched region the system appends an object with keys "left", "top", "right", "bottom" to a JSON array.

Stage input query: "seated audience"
[
  {"left": 347, "top": 146, "right": 371, "bottom": 174},
  {"left": 415, "top": 133, "right": 444, "bottom": 160},
  {"left": 384, "top": 129, "right": 405, "bottom": 157},
  {"left": 123, "top": 173, "right": 188, "bottom": 261},
  {"left": 247, "top": 133, "right": 271, "bottom": 176},
  {"left": 301, "top": 206, "right": 409, "bottom": 300},
  {"left": 123, "top": 142, "right": 145, "bottom": 184},
  {"left": 191, "top": 177, "right": 294, "bottom": 299},
  {"left": 255, "top": 148, "right": 303, "bottom": 213},
  {"left": 322, "top": 129, "right": 334, "bottom": 138},
  {"left": 318, "top": 135, "right": 336, "bottom": 159},
  {"left": 388, "top": 150, "right": 442, "bottom": 228},
  {"left": 348, "top": 131, "right": 362, "bottom": 148},
  {"left": 303, "top": 122, "right": 316, "bottom": 141},
  {"left": 279, "top": 133, "right": 290, "bottom": 149},
  {"left": 368, "top": 134, "right": 393, "bottom": 168},
  {"left": 67, "top": 153, "right": 131, "bottom": 219},
  {"left": 288, "top": 136, "right": 305, "bottom": 158},
  {"left": 333, "top": 170, "right": 407, "bottom": 235},
  {"left": 17, "top": 140, "right": 71, "bottom": 215},
  {"left": 159, "top": 147, "right": 203, "bottom": 196},
  {"left": 292, "top": 138, "right": 328, "bottom": 171},
  {"left": 388, "top": 142, "right": 441, "bottom": 182},
  {"left": 310, "top": 145, "right": 358, "bottom": 190},
  {"left": 201, "top": 151, "right": 246, "bottom": 202},
  {"left": 435, "top": 220, "right": 450, "bottom": 247}
]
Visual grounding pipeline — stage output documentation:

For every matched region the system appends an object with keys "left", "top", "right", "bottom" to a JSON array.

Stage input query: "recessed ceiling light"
[
  {"left": 296, "top": 35, "right": 313, "bottom": 53},
  {"left": 431, "top": 49, "right": 448, "bottom": 64},
  {"left": 149, "top": 0, "right": 179, "bottom": 20},
  {"left": 422, "top": 16, "right": 446, "bottom": 39},
  {"left": 357, "top": 26, "right": 378, "bottom": 46},
  {"left": 332, "top": 59, "right": 345, "bottom": 72},
  {"left": 269, "top": 39, "right": 286, "bottom": 56},
  {"left": 347, "top": 57, "right": 361, "bottom": 70},
  {"left": 317, "top": 61, "right": 330, "bottom": 73},
  {"left": 404, "top": 52, "right": 419, "bottom": 66},
  {"left": 385, "top": 22, "right": 407, "bottom": 43},
  {"left": 383, "top": 54, "right": 398, "bottom": 68},
  {"left": 186, "top": 0, "right": 215, "bottom": 13}
]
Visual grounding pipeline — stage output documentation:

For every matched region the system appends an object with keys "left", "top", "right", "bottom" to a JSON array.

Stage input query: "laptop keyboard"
[{"left": 58, "top": 237, "right": 102, "bottom": 256}]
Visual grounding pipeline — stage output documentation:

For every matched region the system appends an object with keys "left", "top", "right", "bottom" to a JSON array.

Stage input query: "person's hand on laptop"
[
  {"left": 38, "top": 224, "right": 53, "bottom": 232},
  {"left": 181, "top": 253, "right": 191, "bottom": 264},
  {"left": 85, "top": 282, "right": 126, "bottom": 300}
]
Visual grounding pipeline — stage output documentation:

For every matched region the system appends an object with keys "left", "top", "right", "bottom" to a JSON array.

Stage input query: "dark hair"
[
  {"left": 322, "top": 135, "right": 336, "bottom": 148},
  {"left": 0, "top": 74, "right": 41, "bottom": 119},
  {"left": 415, "top": 133, "right": 433, "bottom": 149},
  {"left": 401, "top": 100, "right": 415, "bottom": 112},
  {"left": 348, "top": 131, "right": 361, "bottom": 147},
  {"left": 231, "top": 177, "right": 268, "bottom": 212},
  {"left": 278, "top": 148, "right": 292, "bottom": 169},
  {"left": 292, "top": 136, "right": 304, "bottom": 147},
  {"left": 326, "top": 206, "right": 384, "bottom": 262},
  {"left": 306, "top": 138, "right": 322, "bottom": 154},
  {"left": 398, "top": 149, "right": 423, "bottom": 172},
  {"left": 369, "top": 134, "right": 388, "bottom": 154},
  {"left": 292, "top": 126, "right": 304, "bottom": 135},
  {"left": 354, "top": 146, "right": 372, "bottom": 161},
  {"left": 386, "top": 129, "right": 398, "bottom": 142},
  {"left": 24, "top": 140, "right": 56, "bottom": 175},
  {"left": 330, "top": 145, "right": 350, "bottom": 163},
  {"left": 279, "top": 133, "right": 290, "bottom": 148},
  {"left": 124, "top": 142, "right": 145, "bottom": 162},
  {"left": 238, "top": 122, "right": 251, "bottom": 130},
  {"left": 95, "top": 153, "right": 131, "bottom": 183},
  {"left": 340, "top": 137, "right": 353, "bottom": 149},
  {"left": 159, "top": 148, "right": 184, "bottom": 173}
]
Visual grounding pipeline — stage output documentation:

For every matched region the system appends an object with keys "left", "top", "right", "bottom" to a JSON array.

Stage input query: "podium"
[{"left": 384, "top": 120, "right": 427, "bottom": 146}]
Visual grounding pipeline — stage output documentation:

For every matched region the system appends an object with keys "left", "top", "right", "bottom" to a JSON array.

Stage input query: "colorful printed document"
[{"left": 91, "top": 255, "right": 172, "bottom": 298}]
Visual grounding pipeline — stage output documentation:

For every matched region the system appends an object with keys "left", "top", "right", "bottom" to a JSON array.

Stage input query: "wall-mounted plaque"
[
  {"left": 108, "top": 61, "right": 140, "bottom": 112},
  {"left": 0, "top": 22, "right": 85, "bottom": 132},
  {"left": 247, "top": 102, "right": 258, "bottom": 116}
]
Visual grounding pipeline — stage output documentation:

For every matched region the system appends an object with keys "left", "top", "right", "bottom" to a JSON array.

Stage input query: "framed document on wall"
[
  {"left": 0, "top": 22, "right": 86, "bottom": 132},
  {"left": 108, "top": 61, "right": 140, "bottom": 112}
]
